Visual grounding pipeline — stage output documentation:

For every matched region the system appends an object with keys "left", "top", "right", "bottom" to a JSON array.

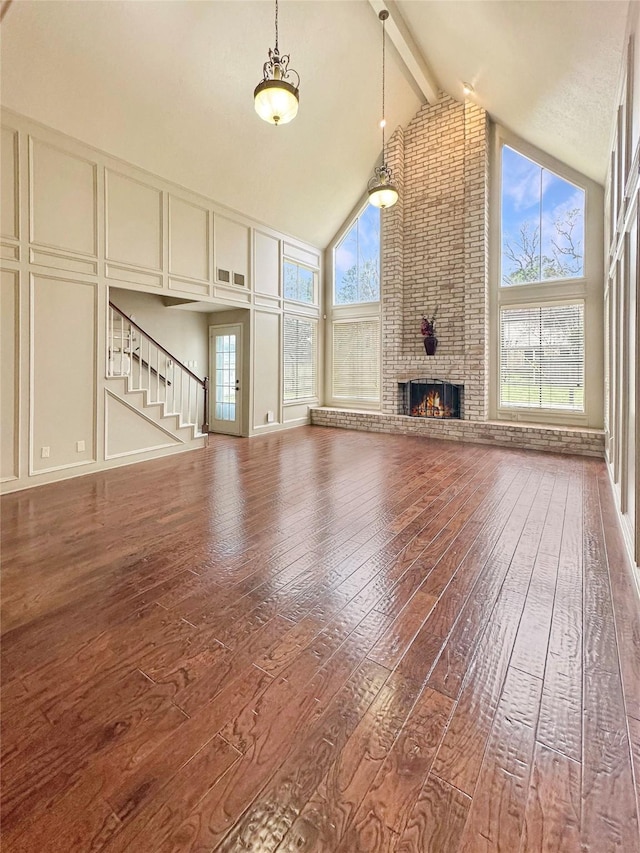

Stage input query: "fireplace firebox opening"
[{"left": 401, "top": 379, "right": 463, "bottom": 419}]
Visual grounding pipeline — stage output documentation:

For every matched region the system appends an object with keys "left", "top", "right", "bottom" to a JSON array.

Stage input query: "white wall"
[
  {"left": 605, "top": 4, "right": 640, "bottom": 572},
  {"left": 0, "top": 110, "right": 322, "bottom": 492}
]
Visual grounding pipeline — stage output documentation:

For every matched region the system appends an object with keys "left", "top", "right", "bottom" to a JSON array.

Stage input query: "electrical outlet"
[
  {"left": 76, "top": 440, "right": 85, "bottom": 453},
  {"left": 266, "top": 411, "right": 275, "bottom": 423},
  {"left": 41, "top": 446, "right": 50, "bottom": 459}
]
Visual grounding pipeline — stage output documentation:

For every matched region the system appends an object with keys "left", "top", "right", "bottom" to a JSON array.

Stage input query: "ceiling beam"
[{"left": 368, "top": 0, "right": 440, "bottom": 105}]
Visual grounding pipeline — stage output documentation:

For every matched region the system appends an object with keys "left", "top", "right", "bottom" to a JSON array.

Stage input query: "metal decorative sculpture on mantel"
[{"left": 421, "top": 306, "right": 439, "bottom": 355}]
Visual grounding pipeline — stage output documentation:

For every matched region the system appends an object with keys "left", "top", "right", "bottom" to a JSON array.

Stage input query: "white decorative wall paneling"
[
  {"left": 105, "top": 169, "right": 163, "bottom": 272},
  {"left": 29, "top": 138, "right": 97, "bottom": 257},
  {"left": 1, "top": 125, "right": 19, "bottom": 241},
  {"left": 605, "top": 19, "right": 640, "bottom": 573},
  {"left": 29, "top": 272, "right": 98, "bottom": 476},
  {"left": 1, "top": 268, "right": 20, "bottom": 481},
  {"left": 0, "top": 108, "right": 323, "bottom": 492}
]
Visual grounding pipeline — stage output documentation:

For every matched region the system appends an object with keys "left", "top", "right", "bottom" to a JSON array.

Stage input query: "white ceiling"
[{"left": 0, "top": 0, "right": 631, "bottom": 249}]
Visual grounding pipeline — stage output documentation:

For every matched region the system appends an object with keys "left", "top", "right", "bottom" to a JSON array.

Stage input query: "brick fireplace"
[
  {"left": 381, "top": 95, "right": 489, "bottom": 422},
  {"left": 310, "top": 94, "right": 603, "bottom": 457}
]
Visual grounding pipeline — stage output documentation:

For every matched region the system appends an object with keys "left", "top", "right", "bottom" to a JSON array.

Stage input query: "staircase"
[{"left": 105, "top": 302, "right": 208, "bottom": 460}]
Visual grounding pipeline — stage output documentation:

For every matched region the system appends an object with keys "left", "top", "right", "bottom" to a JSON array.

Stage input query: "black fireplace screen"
[{"left": 403, "top": 379, "right": 462, "bottom": 418}]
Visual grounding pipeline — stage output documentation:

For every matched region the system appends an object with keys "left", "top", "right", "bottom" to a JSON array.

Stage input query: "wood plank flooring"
[{"left": 1, "top": 426, "right": 639, "bottom": 852}]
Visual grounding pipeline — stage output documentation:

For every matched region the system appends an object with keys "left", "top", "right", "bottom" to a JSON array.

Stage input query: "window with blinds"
[
  {"left": 283, "top": 316, "right": 317, "bottom": 401},
  {"left": 499, "top": 304, "right": 585, "bottom": 411},
  {"left": 332, "top": 319, "right": 380, "bottom": 402}
]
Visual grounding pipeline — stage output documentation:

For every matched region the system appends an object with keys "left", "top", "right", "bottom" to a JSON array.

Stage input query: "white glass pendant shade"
[
  {"left": 254, "top": 79, "right": 299, "bottom": 125},
  {"left": 368, "top": 163, "right": 398, "bottom": 209},
  {"left": 368, "top": 182, "right": 399, "bottom": 209}
]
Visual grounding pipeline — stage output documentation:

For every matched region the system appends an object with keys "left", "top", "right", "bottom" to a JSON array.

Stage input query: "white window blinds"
[
  {"left": 499, "top": 304, "right": 585, "bottom": 411},
  {"left": 283, "top": 316, "right": 317, "bottom": 401},
  {"left": 332, "top": 319, "right": 380, "bottom": 402}
]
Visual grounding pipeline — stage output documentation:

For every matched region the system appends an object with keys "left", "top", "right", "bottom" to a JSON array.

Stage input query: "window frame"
[
  {"left": 325, "top": 196, "right": 382, "bottom": 410},
  {"left": 331, "top": 316, "right": 382, "bottom": 405},
  {"left": 332, "top": 201, "right": 381, "bottom": 308},
  {"left": 498, "top": 299, "right": 586, "bottom": 414},
  {"left": 282, "top": 258, "right": 317, "bottom": 305},
  {"left": 489, "top": 126, "right": 604, "bottom": 428},
  {"left": 500, "top": 145, "right": 586, "bottom": 288},
  {"left": 282, "top": 313, "right": 318, "bottom": 403}
]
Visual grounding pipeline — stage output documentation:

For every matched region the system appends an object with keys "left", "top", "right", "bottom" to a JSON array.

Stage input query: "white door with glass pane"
[{"left": 209, "top": 324, "right": 242, "bottom": 435}]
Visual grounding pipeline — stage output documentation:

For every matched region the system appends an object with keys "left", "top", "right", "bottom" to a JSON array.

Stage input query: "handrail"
[
  {"left": 131, "top": 351, "right": 171, "bottom": 386},
  {"left": 108, "top": 300, "right": 209, "bottom": 433},
  {"left": 109, "top": 301, "right": 203, "bottom": 385}
]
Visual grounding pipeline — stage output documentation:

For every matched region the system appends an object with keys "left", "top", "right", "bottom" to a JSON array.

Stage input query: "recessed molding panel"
[
  {"left": 30, "top": 247, "right": 98, "bottom": 276},
  {"left": 169, "top": 195, "right": 209, "bottom": 282},
  {"left": 254, "top": 231, "right": 280, "bottom": 296},
  {"left": 30, "top": 274, "right": 97, "bottom": 474},
  {"left": 105, "top": 170, "right": 162, "bottom": 271},
  {"left": 168, "top": 276, "right": 210, "bottom": 297},
  {"left": 1, "top": 269, "right": 19, "bottom": 481},
  {"left": 213, "top": 284, "right": 251, "bottom": 304},
  {"left": 104, "top": 390, "right": 181, "bottom": 459},
  {"left": 0, "top": 242, "right": 19, "bottom": 262},
  {"left": 214, "top": 214, "right": 249, "bottom": 285},
  {"left": 105, "top": 263, "right": 163, "bottom": 289},
  {"left": 29, "top": 137, "right": 97, "bottom": 256},
  {"left": 1, "top": 127, "right": 19, "bottom": 241},
  {"left": 283, "top": 241, "right": 320, "bottom": 269},
  {"left": 281, "top": 301, "right": 320, "bottom": 318},
  {"left": 254, "top": 294, "right": 281, "bottom": 310},
  {"left": 253, "top": 310, "right": 280, "bottom": 430}
]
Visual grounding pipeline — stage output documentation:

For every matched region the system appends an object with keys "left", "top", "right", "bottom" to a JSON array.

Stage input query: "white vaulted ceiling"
[{"left": 0, "top": 0, "right": 631, "bottom": 248}]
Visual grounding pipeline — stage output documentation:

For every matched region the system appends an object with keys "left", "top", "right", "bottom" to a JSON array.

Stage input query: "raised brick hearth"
[{"left": 310, "top": 407, "right": 604, "bottom": 458}]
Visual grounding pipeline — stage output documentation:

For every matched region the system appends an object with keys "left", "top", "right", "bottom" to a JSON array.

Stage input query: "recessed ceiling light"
[{"left": 463, "top": 82, "right": 475, "bottom": 96}]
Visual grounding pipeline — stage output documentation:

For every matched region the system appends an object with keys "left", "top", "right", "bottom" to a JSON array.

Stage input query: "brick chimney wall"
[{"left": 381, "top": 95, "right": 490, "bottom": 421}]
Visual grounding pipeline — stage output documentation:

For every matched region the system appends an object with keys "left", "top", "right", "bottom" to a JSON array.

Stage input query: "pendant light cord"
[
  {"left": 381, "top": 13, "right": 386, "bottom": 157},
  {"left": 275, "top": 0, "right": 279, "bottom": 52}
]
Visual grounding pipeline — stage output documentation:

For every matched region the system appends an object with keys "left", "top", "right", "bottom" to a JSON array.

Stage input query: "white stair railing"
[{"left": 107, "top": 302, "right": 208, "bottom": 434}]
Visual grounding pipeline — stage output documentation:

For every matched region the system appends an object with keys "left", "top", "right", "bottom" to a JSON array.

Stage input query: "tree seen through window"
[
  {"left": 334, "top": 205, "right": 380, "bottom": 304},
  {"left": 501, "top": 146, "right": 585, "bottom": 286}
]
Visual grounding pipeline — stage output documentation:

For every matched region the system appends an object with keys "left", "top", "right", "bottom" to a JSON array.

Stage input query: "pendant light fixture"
[
  {"left": 254, "top": 0, "right": 300, "bottom": 126},
  {"left": 368, "top": 9, "right": 398, "bottom": 209}
]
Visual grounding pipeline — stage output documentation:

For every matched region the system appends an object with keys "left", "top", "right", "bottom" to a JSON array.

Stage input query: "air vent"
[
  {"left": 217, "top": 268, "right": 230, "bottom": 283},
  {"left": 233, "top": 272, "right": 245, "bottom": 287}
]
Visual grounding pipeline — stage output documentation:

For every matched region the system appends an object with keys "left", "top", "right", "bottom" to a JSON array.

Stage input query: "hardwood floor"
[{"left": 1, "top": 426, "right": 639, "bottom": 852}]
